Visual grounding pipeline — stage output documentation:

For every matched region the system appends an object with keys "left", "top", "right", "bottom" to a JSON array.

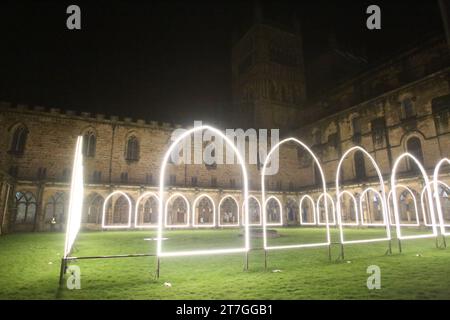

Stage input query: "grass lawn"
[{"left": 0, "top": 227, "right": 449, "bottom": 299}]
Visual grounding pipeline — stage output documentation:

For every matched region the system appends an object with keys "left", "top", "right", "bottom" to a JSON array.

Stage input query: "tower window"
[
  {"left": 146, "top": 174, "right": 153, "bottom": 185},
  {"left": 406, "top": 137, "right": 424, "bottom": 169},
  {"left": 371, "top": 118, "right": 386, "bottom": 146},
  {"left": 82, "top": 131, "right": 96, "bottom": 157},
  {"left": 125, "top": 136, "right": 140, "bottom": 161},
  {"left": 191, "top": 176, "right": 198, "bottom": 187},
  {"left": 9, "top": 166, "right": 18, "bottom": 178},
  {"left": 62, "top": 168, "right": 70, "bottom": 181},
  {"left": 354, "top": 151, "right": 366, "bottom": 180},
  {"left": 352, "top": 117, "right": 362, "bottom": 135},
  {"left": 92, "top": 171, "right": 102, "bottom": 183},
  {"left": 120, "top": 172, "right": 128, "bottom": 183},
  {"left": 432, "top": 94, "right": 450, "bottom": 134},
  {"left": 10, "top": 125, "right": 28, "bottom": 155},
  {"left": 401, "top": 98, "right": 415, "bottom": 119},
  {"left": 37, "top": 167, "right": 47, "bottom": 180}
]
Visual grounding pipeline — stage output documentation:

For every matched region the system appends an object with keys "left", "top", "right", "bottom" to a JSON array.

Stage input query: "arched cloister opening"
[
  {"left": 299, "top": 195, "right": 316, "bottom": 225},
  {"left": 135, "top": 192, "right": 159, "bottom": 228},
  {"left": 265, "top": 196, "right": 282, "bottom": 226},
  {"left": 102, "top": 191, "right": 133, "bottom": 229},
  {"left": 165, "top": 193, "right": 190, "bottom": 228},
  {"left": 218, "top": 196, "right": 239, "bottom": 227},
  {"left": 193, "top": 194, "right": 215, "bottom": 227}
]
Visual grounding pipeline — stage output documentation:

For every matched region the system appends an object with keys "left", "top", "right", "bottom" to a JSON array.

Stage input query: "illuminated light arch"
[
  {"left": 134, "top": 192, "right": 159, "bottom": 229},
  {"left": 359, "top": 187, "right": 386, "bottom": 227},
  {"left": 433, "top": 158, "right": 450, "bottom": 236},
  {"left": 192, "top": 194, "right": 216, "bottom": 228},
  {"left": 299, "top": 195, "right": 316, "bottom": 225},
  {"left": 316, "top": 193, "right": 336, "bottom": 226},
  {"left": 101, "top": 191, "right": 133, "bottom": 229},
  {"left": 261, "top": 137, "right": 330, "bottom": 251},
  {"left": 242, "top": 195, "right": 262, "bottom": 226},
  {"left": 391, "top": 152, "right": 437, "bottom": 240},
  {"left": 64, "top": 136, "right": 84, "bottom": 258},
  {"left": 218, "top": 195, "right": 240, "bottom": 227},
  {"left": 337, "top": 191, "right": 359, "bottom": 226},
  {"left": 264, "top": 196, "right": 283, "bottom": 226},
  {"left": 421, "top": 180, "right": 450, "bottom": 227},
  {"left": 387, "top": 185, "right": 420, "bottom": 227},
  {"left": 336, "top": 146, "right": 391, "bottom": 245},
  {"left": 158, "top": 125, "right": 250, "bottom": 258},
  {"left": 164, "top": 193, "right": 190, "bottom": 228}
]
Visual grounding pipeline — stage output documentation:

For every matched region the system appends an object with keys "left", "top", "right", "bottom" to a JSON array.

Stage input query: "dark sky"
[{"left": 0, "top": 0, "right": 444, "bottom": 125}]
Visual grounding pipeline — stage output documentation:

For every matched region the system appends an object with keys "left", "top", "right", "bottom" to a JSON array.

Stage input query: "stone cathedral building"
[{"left": 0, "top": 21, "right": 450, "bottom": 234}]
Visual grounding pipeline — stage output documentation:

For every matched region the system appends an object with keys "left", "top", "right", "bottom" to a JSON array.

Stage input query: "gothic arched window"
[
  {"left": 15, "top": 191, "right": 36, "bottom": 224},
  {"left": 113, "top": 196, "right": 130, "bottom": 224},
  {"left": 354, "top": 151, "right": 366, "bottom": 180},
  {"left": 125, "top": 136, "right": 140, "bottom": 161},
  {"left": 82, "top": 131, "right": 96, "bottom": 157},
  {"left": 402, "top": 98, "right": 415, "bottom": 119},
  {"left": 10, "top": 125, "right": 28, "bottom": 155},
  {"left": 406, "top": 137, "right": 424, "bottom": 168},
  {"left": 44, "top": 192, "right": 66, "bottom": 225}
]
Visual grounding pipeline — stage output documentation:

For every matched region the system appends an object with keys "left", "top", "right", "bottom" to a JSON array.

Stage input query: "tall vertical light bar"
[{"left": 63, "top": 136, "right": 84, "bottom": 258}]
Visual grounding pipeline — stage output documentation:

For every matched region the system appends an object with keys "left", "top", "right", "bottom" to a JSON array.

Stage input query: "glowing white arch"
[
  {"left": 242, "top": 195, "right": 262, "bottom": 226},
  {"left": 164, "top": 193, "right": 190, "bottom": 228},
  {"left": 359, "top": 187, "right": 386, "bottom": 226},
  {"left": 192, "top": 194, "right": 216, "bottom": 228},
  {"left": 218, "top": 195, "right": 240, "bottom": 227},
  {"left": 261, "top": 137, "right": 330, "bottom": 251},
  {"left": 336, "top": 146, "right": 391, "bottom": 245},
  {"left": 299, "top": 195, "right": 316, "bottom": 225},
  {"left": 264, "top": 196, "right": 283, "bottom": 226},
  {"left": 421, "top": 180, "right": 450, "bottom": 227},
  {"left": 337, "top": 190, "right": 359, "bottom": 226},
  {"left": 157, "top": 125, "right": 250, "bottom": 258},
  {"left": 387, "top": 185, "right": 420, "bottom": 227},
  {"left": 102, "top": 191, "right": 133, "bottom": 229},
  {"left": 391, "top": 153, "right": 437, "bottom": 240},
  {"left": 433, "top": 158, "right": 450, "bottom": 235},
  {"left": 134, "top": 192, "right": 159, "bottom": 229},
  {"left": 316, "top": 193, "right": 336, "bottom": 226}
]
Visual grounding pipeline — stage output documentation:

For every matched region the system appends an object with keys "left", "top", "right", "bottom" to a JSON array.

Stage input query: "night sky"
[{"left": 0, "top": 0, "right": 443, "bottom": 125}]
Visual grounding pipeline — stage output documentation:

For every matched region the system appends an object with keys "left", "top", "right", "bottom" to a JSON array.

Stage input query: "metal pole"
[
  {"left": 340, "top": 243, "right": 345, "bottom": 260},
  {"left": 264, "top": 250, "right": 267, "bottom": 270},
  {"left": 0, "top": 184, "right": 11, "bottom": 236},
  {"left": 58, "top": 258, "right": 67, "bottom": 286},
  {"left": 398, "top": 239, "right": 402, "bottom": 253},
  {"left": 156, "top": 257, "right": 160, "bottom": 279},
  {"left": 443, "top": 235, "right": 447, "bottom": 248},
  {"left": 328, "top": 244, "right": 332, "bottom": 261},
  {"left": 388, "top": 239, "right": 392, "bottom": 255},
  {"left": 244, "top": 251, "right": 249, "bottom": 271}
]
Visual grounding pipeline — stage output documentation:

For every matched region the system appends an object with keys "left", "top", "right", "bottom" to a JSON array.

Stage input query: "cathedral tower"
[{"left": 231, "top": 8, "right": 307, "bottom": 130}]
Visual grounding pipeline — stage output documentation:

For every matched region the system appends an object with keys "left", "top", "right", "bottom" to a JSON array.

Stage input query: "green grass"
[{"left": 0, "top": 227, "right": 449, "bottom": 299}]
